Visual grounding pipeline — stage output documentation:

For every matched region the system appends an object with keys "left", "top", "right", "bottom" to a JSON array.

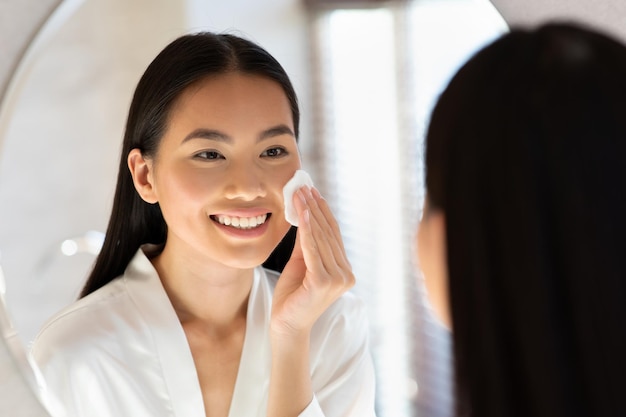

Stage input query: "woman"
[
  {"left": 32, "top": 32, "right": 376, "bottom": 417},
  {"left": 416, "top": 22, "right": 626, "bottom": 417}
]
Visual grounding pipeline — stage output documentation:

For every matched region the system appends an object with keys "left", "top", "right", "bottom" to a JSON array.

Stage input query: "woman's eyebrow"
[
  {"left": 182, "top": 128, "right": 232, "bottom": 144},
  {"left": 258, "top": 124, "right": 295, "bottom": 142},
  {"left": 181, "top": 124, "right": 294, "bottom": 144}
]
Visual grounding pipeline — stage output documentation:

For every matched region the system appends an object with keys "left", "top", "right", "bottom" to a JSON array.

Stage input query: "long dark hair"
[
  {"left": 81, "top": 32, "right": 300, "bottom": 297},
  {"left": 425, "top": 22, "right": 626, "bottom": 416}
]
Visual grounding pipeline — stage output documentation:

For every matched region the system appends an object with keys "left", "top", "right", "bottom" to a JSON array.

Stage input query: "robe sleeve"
[
  {"left": 304, "top": 293, "right": 377, "bottom": 417},
  {"left": 298, "top": 396, "right": 324, "bottom": 416}
]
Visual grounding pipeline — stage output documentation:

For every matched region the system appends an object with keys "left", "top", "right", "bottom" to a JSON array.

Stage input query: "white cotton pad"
[{"left": 283, "top": 170, "right": 314, "bottom": 226}]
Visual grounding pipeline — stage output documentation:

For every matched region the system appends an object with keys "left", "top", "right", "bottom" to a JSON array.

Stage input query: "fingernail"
[{"left": 304, "top": 209, "right": 310, "bottom": 224}]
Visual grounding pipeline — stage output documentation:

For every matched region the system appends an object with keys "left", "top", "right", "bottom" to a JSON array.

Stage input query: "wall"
[{"left": 490, "top": 0, "right": 626, "bottom": 41}]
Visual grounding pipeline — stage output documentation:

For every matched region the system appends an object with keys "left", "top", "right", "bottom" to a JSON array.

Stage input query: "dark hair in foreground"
[
  {"left": 425, "top": 22, "right": 626, "bottom": 416},
  {"left": 81, "top": 32, "right": 299, "bottom": 297}
]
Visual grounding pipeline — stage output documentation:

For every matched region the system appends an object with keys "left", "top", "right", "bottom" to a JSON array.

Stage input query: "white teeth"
[{"left": 216, "top": 214, "right": 267, "bottom": 229}]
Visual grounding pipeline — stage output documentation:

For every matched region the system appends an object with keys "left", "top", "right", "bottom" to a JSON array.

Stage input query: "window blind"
[{"left": 305, "top": 1, "right": 507, "bottom": 415}]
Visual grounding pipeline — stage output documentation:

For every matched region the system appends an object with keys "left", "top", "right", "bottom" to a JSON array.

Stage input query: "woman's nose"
[{"left": 223, "top": 163, "right": 267, "bottom": 200}]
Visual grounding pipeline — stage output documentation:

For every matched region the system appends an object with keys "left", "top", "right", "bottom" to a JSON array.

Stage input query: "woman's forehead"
[{"left": 169, "top": 72, "right": 292, "bottom": 124}]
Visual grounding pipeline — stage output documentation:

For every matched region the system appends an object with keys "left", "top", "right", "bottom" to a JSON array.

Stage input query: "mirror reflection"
[{"left": 0, "top": 0, "right": 507, "bottom": 416}]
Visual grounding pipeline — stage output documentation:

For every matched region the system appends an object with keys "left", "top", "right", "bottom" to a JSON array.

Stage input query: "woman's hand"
[
  {"left": 271, "top": 186, "right": 355, "bottom": 337},
  {"left": 268, "top": 186, "right": 356, "bottom": 416}
]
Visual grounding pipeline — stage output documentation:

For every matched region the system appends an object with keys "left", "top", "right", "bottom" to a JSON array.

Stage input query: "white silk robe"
[{"left": 31, "top": 249, "right": 377, "bottom": 417}]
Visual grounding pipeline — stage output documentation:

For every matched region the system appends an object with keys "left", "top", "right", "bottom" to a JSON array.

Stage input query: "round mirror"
[{"left": 0, "top": 0, "right": 506, "bottom": 416}]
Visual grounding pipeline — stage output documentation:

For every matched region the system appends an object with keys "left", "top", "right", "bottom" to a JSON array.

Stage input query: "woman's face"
[
  {"left": 416, "top": 196, "right": 452, "bottom": 328},
  {"left": 139, "top": 72, "right": 300, "bottom": 269}
]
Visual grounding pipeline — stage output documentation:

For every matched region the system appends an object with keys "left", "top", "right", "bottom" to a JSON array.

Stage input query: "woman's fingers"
[
  {"left": 293, "top": 186, "right": 354, "bottom": 289},
  {"left": 302, "top": 187, "right": 352, "bottom": 273},
  {"left": 273, "top": 186, "right": 355, "bottom": 333},
  {"left": 310, "top": 187, "right": 346, "bottom": 247},
  {"left": 293, "top": 188, "right": 328, "bottom": 274}
]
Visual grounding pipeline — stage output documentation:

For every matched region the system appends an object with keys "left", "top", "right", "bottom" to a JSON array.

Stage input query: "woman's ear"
[{"left": 127, "top": 148, "right": 158, "bottom": 204}]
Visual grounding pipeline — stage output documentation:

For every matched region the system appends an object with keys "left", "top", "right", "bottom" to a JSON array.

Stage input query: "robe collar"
[{"left": 124, "top": 247, "right": 273, "bottom": 417}]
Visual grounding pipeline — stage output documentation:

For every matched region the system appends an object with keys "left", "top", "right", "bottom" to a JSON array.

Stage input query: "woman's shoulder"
[
  {"left": 33, "top": 248, "right": 161, "bottom": 353},
  {"left": 315, "top": 290, "right": 369, "bottom": 337},
  {"left": 31, "top": 277, "right": 131, "bottom": 358}
]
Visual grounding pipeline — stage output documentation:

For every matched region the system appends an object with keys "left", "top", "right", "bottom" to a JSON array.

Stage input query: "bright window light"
[{"left": 325, "top": 8, "right": 412, "bottom": 416}]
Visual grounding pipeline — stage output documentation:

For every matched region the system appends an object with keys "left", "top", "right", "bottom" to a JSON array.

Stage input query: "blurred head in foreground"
[{"left": 417, "top": 22, "right": 626, "bottom": 417}]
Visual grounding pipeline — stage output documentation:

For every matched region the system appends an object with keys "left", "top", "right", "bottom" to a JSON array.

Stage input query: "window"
[{"left": 307, "top": 1, "right": 507, "bottom": 415}]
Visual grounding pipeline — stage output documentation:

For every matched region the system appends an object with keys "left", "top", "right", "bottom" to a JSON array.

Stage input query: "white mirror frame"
[{"left": 0, "top": 1, "right": 83, "bottom": 415}]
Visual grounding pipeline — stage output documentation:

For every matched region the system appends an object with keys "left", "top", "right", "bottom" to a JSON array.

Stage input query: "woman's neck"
[{"left": 150, "top": 242, "right": 255, "bottom": 331}]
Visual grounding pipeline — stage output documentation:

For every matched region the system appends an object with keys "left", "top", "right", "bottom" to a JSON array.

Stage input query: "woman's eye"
[
  {"left": 261, "top": 147, "right": 288, "bottom": 158},
  {"left": 195, "top": 150, "right": 223, "bottom": 160}
]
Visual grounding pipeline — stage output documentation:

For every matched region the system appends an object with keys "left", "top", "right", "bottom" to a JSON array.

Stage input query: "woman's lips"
[
  {"left": 212, "top": 213, "right": 268, "bottom": 229},
  {"left": 209, "top": 213, "right": 272, "bottom": 238}
]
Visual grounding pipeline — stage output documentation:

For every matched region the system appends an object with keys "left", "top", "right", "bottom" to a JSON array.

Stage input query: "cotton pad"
[{"left": 283, "top": 170, "right": 314, "bottom": 226}]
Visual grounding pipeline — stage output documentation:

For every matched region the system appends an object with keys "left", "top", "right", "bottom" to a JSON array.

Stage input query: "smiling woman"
[
  {"left": 29, "top": 31, "right": 376, "bottom": 417},
  {"left": 125, "top": 72, "right": 300, "bottom": 273}
]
